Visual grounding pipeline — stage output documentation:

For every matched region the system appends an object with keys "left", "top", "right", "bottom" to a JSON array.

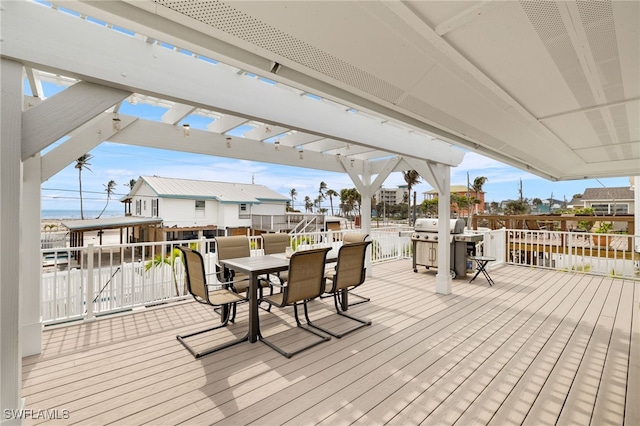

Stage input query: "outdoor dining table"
[{"left": 221, "top": 249, "right": 337, "bottom": 343}]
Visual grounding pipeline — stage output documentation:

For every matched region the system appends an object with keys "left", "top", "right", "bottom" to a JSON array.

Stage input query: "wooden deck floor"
[{"left": 22, "top": 260, "right": 639, "bottom": 425}]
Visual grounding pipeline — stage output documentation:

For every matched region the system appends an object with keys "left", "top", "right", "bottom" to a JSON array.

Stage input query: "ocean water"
[{"left": 42, "top": 209, "right": 124, "bottom": 220}]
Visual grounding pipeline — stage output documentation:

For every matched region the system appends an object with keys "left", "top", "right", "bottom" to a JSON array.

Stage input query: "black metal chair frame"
[
  {"left": 308, "top": 240, "right": 372, "bottom": 338},
  {"left": 259, "top": 247, "right": 332, "bottom": 358},
  {"left": 175, "top": 246, "right": 248, "bottom": 359}
]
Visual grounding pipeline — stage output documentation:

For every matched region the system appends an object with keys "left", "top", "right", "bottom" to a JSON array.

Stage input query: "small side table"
[{"left": 468, "top": 256, "right": 496, "bottom": 286}]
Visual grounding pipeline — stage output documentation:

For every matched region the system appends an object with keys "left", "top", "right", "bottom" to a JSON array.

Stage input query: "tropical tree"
[
  {"left": 402, "top": 170, "right": 421, "bottom": 225},
  {"left": 126, "top": 178, "right": 137, "bottom": 191},
  {"left": 96, "top": 180, "right": 117, "bottom": 219},
  {"left": 472, "top": 176, "right": 488, "bottom": 214},
  {"left": 505, "top": 200, "right": 529, "bottom": 215},
  {"left": 75, "top": 153, "right": 93, "bottom": 219},
  {"left": 304, "top": 196, "right": 313, "bottom": 213},
  {"left": 145, "top": 247, "right": 183, "bottom": 296},
  {"left": 326, "top": 189, "right": 338, "bottom": 216},
  {"left": 289, "top": 188, "right": 297, "bottom": 210},
  {"left": 421, "top": 198, "right": 439, "bottom": 217},
  {"left": 318, "top": 181, "right": 327, "bottom": 211}
]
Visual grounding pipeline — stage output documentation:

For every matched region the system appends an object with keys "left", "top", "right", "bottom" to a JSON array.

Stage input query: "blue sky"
[{"left": 37, "top": 82, "right": 630, "bottom": 213}]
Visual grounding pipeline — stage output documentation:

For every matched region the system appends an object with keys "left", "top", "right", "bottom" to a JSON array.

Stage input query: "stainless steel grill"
[{"left": 411, "top": 218, "right": 483, "bottom": 278}]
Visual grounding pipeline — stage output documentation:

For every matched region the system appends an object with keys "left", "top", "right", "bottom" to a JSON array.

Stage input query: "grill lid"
[{"left": 414, "top": 218, "right": 465, "bottom": 234}]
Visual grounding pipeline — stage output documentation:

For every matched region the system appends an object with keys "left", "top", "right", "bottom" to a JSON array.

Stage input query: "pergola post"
[
  {"left": 21, "top": 154, "right": 43, "bottom": 356},
  {"left": 0, "top": 58, "right": 24, "bottom": 416}
]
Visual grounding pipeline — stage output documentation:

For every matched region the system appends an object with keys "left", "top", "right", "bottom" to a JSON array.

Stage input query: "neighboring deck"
[{"left": 22, "top": 260, "right": 639, "bottom": 425}]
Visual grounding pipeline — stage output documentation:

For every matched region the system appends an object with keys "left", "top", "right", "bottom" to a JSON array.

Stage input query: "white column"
[
  {"left": 436, "top": 166, "right": 452, "bottom": 294},
  {"left": 360, "top": 163, "right": 373, "bottom": 277},
  {"left": 634, "top": 176, "right": 640, "bottom": 253},
  {"left": 1, "top": 58, "right": 24, "bottom": 415},
  {"left": 21, "top": 154, "right": 43, "bottom": 356}
]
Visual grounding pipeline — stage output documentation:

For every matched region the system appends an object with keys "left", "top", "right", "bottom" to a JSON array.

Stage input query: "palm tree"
[
  {"left": 402, "top": 170, "right": 421, "bottom": 225},
  {"left": 304, "top": 196, "right": 313, "bottom": 213},
  {"left": 472, "top": 176, "right": 488, "bottom": 213},
  {"left": 289, "top": 188, "right": 297, "bottom": 211},
  {"left": 325, "top": 189, "right": 338, "bottom": 216},
  {"left": 126, "top": 178, "right": 137, "bottom": 191},
  {"left": 145, "top": 248, "right": 183, "bottom": 296},
  {"left": 75, "top": 154, "right": 93, "bottom": 219},
  {"left": 96, "top": 180, "right": 117, "bottom": 219},
  {"left": 318, "top": 181, "right": 327, "bottom": 211}
]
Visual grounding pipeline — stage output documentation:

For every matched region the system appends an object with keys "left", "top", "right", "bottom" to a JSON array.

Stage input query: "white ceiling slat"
[
  {"left": 242, "top": 124, "right": 289, "bottom": 141},
  {"left": 277, "top": 132, "right": 324, "bottom": 147},
  {"left": 21, "top": 80, "right": 131, "bottom": 160},
  {"left": 24, "top": 67, "right": 44, "bottom": 99},
  {"left": 207, "top": 115, "right": 249, "bottom": 133},
  {"left": 161, "top": 103, "right": 196, "bottom": 125}
]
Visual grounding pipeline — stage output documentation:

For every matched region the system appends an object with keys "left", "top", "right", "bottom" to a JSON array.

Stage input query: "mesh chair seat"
[
  {"left": 175, "top": 246, "right": 248, "bottom": 358},
  {"left": 320, "top": 232, "right": 370, "bottom": 306},
  {"left": 261, "top": 233, "right": 291, "bottom": 284},
  {"left": 260, "top": 247, "right": 332, "bottom": 358},
  {"left": 308, "top": 240, "right": 372, "bottom": 338}
]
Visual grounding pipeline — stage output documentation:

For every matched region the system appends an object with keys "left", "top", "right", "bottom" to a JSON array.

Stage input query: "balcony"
[{"left": 22, "top": 258, "right": 638, "bottom": 424}]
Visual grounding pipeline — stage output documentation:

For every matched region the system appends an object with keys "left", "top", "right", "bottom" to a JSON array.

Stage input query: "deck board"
[{"left": 21, "top": 259, "right": 639, "bottom": 425}]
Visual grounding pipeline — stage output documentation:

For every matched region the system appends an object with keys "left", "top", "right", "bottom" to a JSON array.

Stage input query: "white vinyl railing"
[
  {"left": 40, "top": 228, "right": 412, "bottom": 324},
  {"left": 40, "top": 227, "right": 638, "bottom": 325},
  {"left": 477, "top": 228, "right": 639, "bottom": 280}
]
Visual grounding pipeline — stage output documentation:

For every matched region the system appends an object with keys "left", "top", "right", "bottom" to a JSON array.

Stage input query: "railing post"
[{"left": 86, "top": 243, "right": 95, "bottom": 320}]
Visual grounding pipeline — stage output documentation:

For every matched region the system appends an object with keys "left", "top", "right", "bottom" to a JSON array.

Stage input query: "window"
[
  {"left": 195, "top": 200, "right": 205, "bottom": 210},
  {"left": 151, "top": 199, "right": 158, "bottom": 217},
  {"left": 135, "top": 200, "right": 141, "bottom": 215},
  {"left": 592, "top": 203, "right": 629, "bottom": 215},
  {"left": 239, "top": 203, "right": 249, "bottom": 218}
]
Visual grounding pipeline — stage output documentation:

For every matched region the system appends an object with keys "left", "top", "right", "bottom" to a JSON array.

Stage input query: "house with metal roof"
[{"left": 127, "top": 176, "right": 289, "bottom": 237}]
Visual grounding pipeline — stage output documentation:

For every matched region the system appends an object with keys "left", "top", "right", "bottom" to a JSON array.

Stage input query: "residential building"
[
  {"left": 424, "top": 185, "right": 486, "bottom": 217},
  {"left": 568, "top": 186, "right": 634, "bottom": 215},
  {"left": 375, "top": 186, "right": 406, "bottom": 206},
  {"left": 126, "top": 176, "right": 289, "bottom": 239}
]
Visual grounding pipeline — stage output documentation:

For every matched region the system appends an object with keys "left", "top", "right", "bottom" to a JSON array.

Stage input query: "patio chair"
[
  {"left": 216, "top": 236, "right": 271, "bottom": 294},
  {"left": 175, "top": 246, "right": 248, "bottom": 358},
  {"left": 308, "top": 240, "right": 372, "bottom": 338},
  {"left": 260, "top": 247, "right": 332, "bottom": 358},
  {"left": 261, "top": 232, "right": 291, "bottom": 284},
  {"left": 334, "top": 232, "right": 370, "bottom": 306}
]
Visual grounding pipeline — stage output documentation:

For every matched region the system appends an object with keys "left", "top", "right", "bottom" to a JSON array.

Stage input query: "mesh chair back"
[
  {"left": 333, "top": 241, "right": 371, "bottom": 291},
  {"left": 177, "top": 247, "right": 208, "bottom": 301},
  {"left": 284, "top": 247, "right": 331, "bottom": 305},
  {"left": 343, "top": 232, "right": 369, "bottom": 244},
  {"left": 261, "top": 233, "right": 290, "bottom": 255},
  {"left": 216, "top": 236, "right": 250, "bottom": 260}
]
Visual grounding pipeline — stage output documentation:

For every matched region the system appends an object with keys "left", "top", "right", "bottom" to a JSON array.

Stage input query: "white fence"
[
  {"left": 40, "top": 229, "right": 412, "bottom": 325},
  {"left": 42, "top": 227, "right": 636, "bottom": 325},
  {"left": 477, "top": 228, "right": 639, "bottom": 280}
]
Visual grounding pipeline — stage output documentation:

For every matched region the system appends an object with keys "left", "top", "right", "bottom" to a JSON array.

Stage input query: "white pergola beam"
[
  {"left": 41, "top": 114, "right": 138, "bottom": 181},
  {"left": 108, "top": 119, "right": 360, "bottom": 174},
  {"left": 2, "top": 1, "right": 464, "bottom": 167},
  {"left": 21, "top": 80, "right": 130, "bottom": 160}
]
